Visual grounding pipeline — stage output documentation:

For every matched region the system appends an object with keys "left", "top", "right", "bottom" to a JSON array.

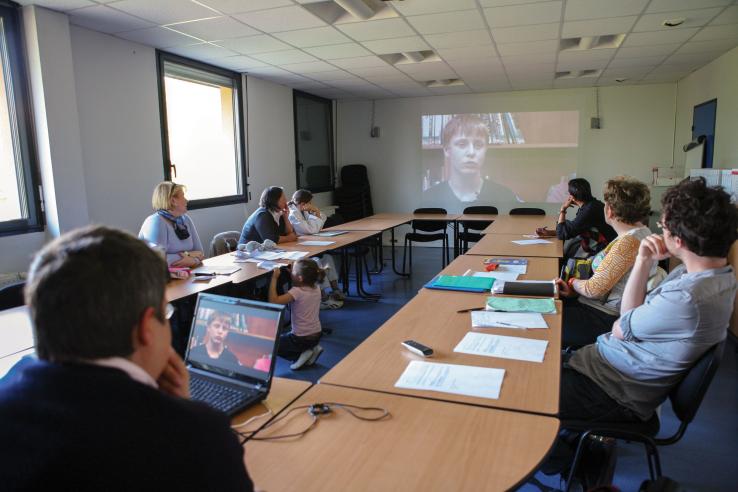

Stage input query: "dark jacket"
[
  {"left": 0, "top": 361, "right": 254, "bottom": 492},
  {"left": 239, "top": 207, "right": 286, "bottom": 244},
  {"left": 556, "top": 199, "right": 616, "bottom": 243}
]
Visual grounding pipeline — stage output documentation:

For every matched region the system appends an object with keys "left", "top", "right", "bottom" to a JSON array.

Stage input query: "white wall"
[
  {"left": 337, "top": 84, "right": 677, "bottom": 219},
  {"left": 674, "top": 46, "right": 738, "bottom": 171}
]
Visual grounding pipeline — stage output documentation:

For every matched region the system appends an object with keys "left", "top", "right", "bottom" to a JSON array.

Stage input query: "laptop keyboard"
[{"left": 190, "top": 375, "right": 257, "bottom": 415}]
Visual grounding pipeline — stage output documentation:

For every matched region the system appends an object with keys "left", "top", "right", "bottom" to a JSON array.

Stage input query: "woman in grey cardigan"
[{"left": 139, "top": 181, "right": 204, "bottom": 268}]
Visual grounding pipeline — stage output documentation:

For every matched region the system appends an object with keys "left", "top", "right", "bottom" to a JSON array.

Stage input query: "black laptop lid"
[{"left": 185, "top": 293, "right": 283, "bottom": 389}]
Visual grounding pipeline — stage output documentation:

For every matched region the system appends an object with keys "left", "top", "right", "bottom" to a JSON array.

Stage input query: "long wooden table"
[
  {"left": 436, "top": 254, "right": 559, "bottom": 281},
  {"left": 245, "top": 384, "right": 559, "bottom": 492},
  {"left": 321, "top": 288, "right": 561, "bottom": 415},
  {"left": 482, "top": 214, "right": 556, "bottom": 235},
  {"left": 466, "top": 233, "right": 563, "bottom": 258},
  {"left": 232, "top": 377, "right": 312, "bottom": 427}
]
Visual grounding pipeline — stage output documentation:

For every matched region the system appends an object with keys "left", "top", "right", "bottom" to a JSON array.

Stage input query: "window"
[
  {"left": 157, "top": 52, "right": 247, "bottom": 209},
  {"left": 294, "top": 91, "right": 334, "bottom": 193},
  {"left": 0, "top": 2, "right": 42, "bottom": 236}
]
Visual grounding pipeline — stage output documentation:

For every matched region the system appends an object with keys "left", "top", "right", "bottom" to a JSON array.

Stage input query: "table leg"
[{"left": 390, "top": 226, "right": 410, "bottom": 277}]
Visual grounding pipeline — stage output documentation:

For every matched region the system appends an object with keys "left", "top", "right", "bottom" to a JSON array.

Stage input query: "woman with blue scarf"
[{"left": 139, "top": 181, "right": 204, "bottom": 268}]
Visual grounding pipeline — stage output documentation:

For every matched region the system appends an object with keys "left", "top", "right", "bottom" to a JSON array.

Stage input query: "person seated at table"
[
  {"left": 556, "top": 177, "right": 662, "bottom": 348},
  {"left": 239, "top": 186, "right": 297, "bottom": 245},
  {"left": 288, "top": 189, "right": 345, "bottom": 308},
  {"left": 268, "top": 260, "right": 325, "bottom": 370},
  {"left": 546, "top": 178, "right": 737, "bottom": 478},
  {"left": 0, "top": 226, "right": 254, "bottom": 491},
  {"left": 189, "top": 311, "right": 241, "bottom": 367},
  {"left": 536, "top": 178, "right": 616, "bottom": 257},
  {"left": 139, "top": 181, "right": 204, "bottom": 268}
]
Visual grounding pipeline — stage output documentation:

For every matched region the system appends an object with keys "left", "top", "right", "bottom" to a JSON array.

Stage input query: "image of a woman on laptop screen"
[{"left": 190, "top": 311, "right": 241, "bottom": 367}]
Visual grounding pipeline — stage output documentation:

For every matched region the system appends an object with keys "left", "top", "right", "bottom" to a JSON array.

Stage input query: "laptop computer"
[{"left": 185, "top": 293, "right": 284, "bottom": 416}]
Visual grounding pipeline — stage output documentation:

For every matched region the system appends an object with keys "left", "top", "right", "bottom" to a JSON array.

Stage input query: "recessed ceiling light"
[{"left": 662, "top": 18, "right": 686, "bottom": 27}]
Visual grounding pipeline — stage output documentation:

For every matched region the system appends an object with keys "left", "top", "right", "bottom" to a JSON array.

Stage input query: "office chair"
[
  {"left": 209, "top": 231, "right": 240, "bottom": 257},
  {"left": 510, "top": 207, "right": 546, "bottom": 215},
  {"left": 562, "top": 341, "right": 726, "bottom": 491},
  {"left": 459, "top": 206, "right": 498, "bottom": 253},
  {"left": 0, "top": 281, "right": 25, "bottom": 311},
  {"left": 403, "top": 208, "right": 449, "bottom": 273}
]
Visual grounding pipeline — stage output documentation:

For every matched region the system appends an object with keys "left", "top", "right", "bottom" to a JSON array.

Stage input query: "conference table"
[
  {"left": 482, "top": 215, "right": 556, "bottom": 235},
  {"left": 245, "top": 384, "right": 559, "bottom": 492},
  {"left": 466, "top": 233, "right": 564, "bottom": 258},
  {"left": 232, "top": 377, "right": 312, "bottom": 428},
  {"left": 435, "top": 254, "right": 559, "bottom": 281}
]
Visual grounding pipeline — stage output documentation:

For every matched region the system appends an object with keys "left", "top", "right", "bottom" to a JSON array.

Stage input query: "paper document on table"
[
  {"left": 486, "top": 296, "right": 556, "bottom": 314},
  {"left": 454, "top": 332, "right": 549, "bottom": 363},
  {"left": 299, "top": 240, "right": 335, "bottom": 246},
  {"left": 512, "top": 239, "right": 552, "bottom": 245},
  {"left": 471, "top": 311, "right": 548, "bottom": 329},
  {"left": 251, "top": 251, "right": 283, "bottom": 260},
  {"left": 193, "top": 266, "right": 240, "bottom": 275},
  {"left": 471, "top": 271, "right": 520, "bottom": 281},
  {"left": 281, "top": 251, "right": 309, "bottom": 260},
  {"left": 395, "top": 361, "right": 505, "bottom": 400},
  {"left": 498, "top": 264, "right": 527, "bottom": 274}
]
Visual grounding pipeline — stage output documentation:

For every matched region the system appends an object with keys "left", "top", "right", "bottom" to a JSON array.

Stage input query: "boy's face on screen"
[
  {"left": 207, "top": 316, "right": 231, "bottom": 345},
  {"left": 445, "top": 132, "right": 487, "bottom": 178}
]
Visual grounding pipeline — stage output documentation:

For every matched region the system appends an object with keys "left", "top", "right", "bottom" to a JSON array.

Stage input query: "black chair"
[
  {"left": 563, "top": 341, "right": 726, "bottom": 490},
  {"left": 459, "top": 206, "right": 498, "bottom": 253},
  {"left": 510, "top": 207, "right": 545, "bottom": 215},
  {"left": 334, "top": 164, "right": 373, "bottom": 221},
  {"left": 0, "top": 281, "right": 25, "bottom": 311},
  {"left": 209, "top": 231, "right": 240, "bottom": 257},
  {"left": 403, "top": 208, "right": 449, "bottom": 273}
]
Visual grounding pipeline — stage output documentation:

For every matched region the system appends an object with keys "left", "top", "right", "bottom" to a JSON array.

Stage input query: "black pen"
[{"left": 457, "top": 307, "right": 485, "bottom": 313}]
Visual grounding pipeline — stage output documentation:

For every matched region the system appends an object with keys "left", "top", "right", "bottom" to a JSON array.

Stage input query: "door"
[{"left": 692, "top": 99, "right": 717, "bottom": 168}]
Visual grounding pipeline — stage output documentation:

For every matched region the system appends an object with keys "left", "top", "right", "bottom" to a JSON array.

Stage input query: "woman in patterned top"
[{"left": 556, "top": 177, "right": 664, "bottom": 348}]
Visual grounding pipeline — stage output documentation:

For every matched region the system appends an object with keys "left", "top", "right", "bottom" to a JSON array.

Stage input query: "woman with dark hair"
[
  {"left": 238, "top": 186, "right": 297, "bottom": 245},
  {"left": 537, "top": 178, "right": 616, "bottom": 256}
]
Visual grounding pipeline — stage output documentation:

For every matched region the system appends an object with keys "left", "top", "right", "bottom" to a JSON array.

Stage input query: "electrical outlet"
[{"left": 590, "top": 117, "right": 601, "bottom": 129}]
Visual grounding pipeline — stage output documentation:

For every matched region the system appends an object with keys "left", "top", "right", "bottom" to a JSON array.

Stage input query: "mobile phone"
[{"left": 401, "top": 340, "right": 433, "bottom": 357}]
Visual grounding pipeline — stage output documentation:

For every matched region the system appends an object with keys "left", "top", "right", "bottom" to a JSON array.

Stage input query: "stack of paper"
[
  {"left": 395, "top": 360, "right": 505, "bottom": 399},
  {"left": 512, "top": 239, "right": 552, "bottom": 245},
  {"left": 471, "top": 311, "right": 548, "bottom": 329},
  {"left": 486, "top": 296, "right": 556, "bottom": 314},
  {"left": 454, "top": 332, "right": 549, "bottom": 363}
]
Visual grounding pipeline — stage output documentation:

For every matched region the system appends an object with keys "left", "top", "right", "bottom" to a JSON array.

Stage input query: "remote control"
[{"left": 401, "top": 340, "right": 433, "bottom": 357}]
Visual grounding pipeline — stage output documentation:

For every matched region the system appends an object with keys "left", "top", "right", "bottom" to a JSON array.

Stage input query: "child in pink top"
[{"left": 268, "top": 259, "right": 325, "bottom": 370}]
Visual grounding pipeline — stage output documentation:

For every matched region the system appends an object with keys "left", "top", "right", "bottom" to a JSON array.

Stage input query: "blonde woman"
[{"left": 139, "top": 181, "right": 204, "bottom": 268}]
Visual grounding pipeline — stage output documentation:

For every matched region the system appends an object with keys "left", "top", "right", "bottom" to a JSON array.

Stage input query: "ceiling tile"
[
  {"left": 362, "top": 36, "right": 430, "bottom": 55},
  {"left": 246, "top": 66, "right": 296, "bottom": 78},
  {"left": 437, "top": 45, "right": 497, "bottom": 60},
  {"left": 425, "top": 30, "right": 492, "bottom": 49},
  {"left": 197, "top": 0, "right": 293, "bottom": 15},
  {"left": 609, "top": 55, "right": 667, "bottom": 67},
  {"left": 304, "top": 43, "right": 372, "bottom": 59},
  {"left": 676, "top": 39, "right": 738, "bottom": 54},
  {"left": 692, "top": 25, "right": 738, "bottom": 42},
  {"left": 167, "top": 16, "right": 258, "bottom": 41},
  {"left": 110, "top": 0, "right": 219, "bottom": 25},
  {"left": 621, "top": 28, "right": 699, "bottom": 47},
  {"left": 280, "top": 60, "right": 338, "bottom": 73},
  {"left": 553, "top": 78, "right": 597, "bottom": 88},
  {"left": 647, "top": 0, "right": 731, "bottom": 13},
  {"left": 466, "top": 81, "right": 512, "bottom": 93},
  {"left": 249, "top": 49, "right": 318, "bottom": 65},
  {"left": 633, "top": 9, "right": 723, "bottom": 32},
  {"left": 292, "top": 81, "right": 331, "bottom": 91},
  {"left": 507, "top": 65, "right": 556, "bottom": 76},
  {"left": 396, "top": 61, "right": 456, "bottom": 78},
  {"left": 387, "top": 88, "right": 432, "bottom": 97},
  {"left": 330, "top": 56, "right": 390, "bottom": 69},
  {"left": 483, "top": 2, "right": 563, "bottom": 28},
  {"left": 234, "top": 6, "right": 326, "bottom": 33},
  {"left": 210, "top": 55, "right": 269, "bottom": 70},
  {"left": 70, "top": 5, "right": 155, "bottom": 34},
  {"left": 391, "top": 0, "right": 478, "bottom": 16},
  {"left": 491, "top": 23, "right": 560, "bottom": 44},
  {"left": 557, "top": 55, "right": 611, "bottom": 71},
  {"left": 557, "top": 48, "right": 615, "bottom": 64},
  {"left": 15, "top": 0, "right": 95, "bottom": 11},
  {"left": 273, "top": 27, "right": 352, "bottom": 48},
  {"left": 116, "top": 26, "right": 202, "bottom": 47},
  {"left": 217, "top": 35, "right": 292, "bottom": 55},
  {"left": 405, "top": 10, "right": 486, "bottom": 35},
  {"left": 428, "top": 85, "right": 473, "bottom": 95},
  {"left": 562, "top": 16, "right": 637, "bottom": 38},
  {"left": 347, "top": 65, "right": 406, "bottom": 77},
  {"left": 710, "top": 6, "right": 738, "bottom": 25},
  {"left": 564, "top": 0, "right": 647, "bottom": 21},
  {"left": 501, "top": 53, "right": 556, "bottom": 66},
  {"left": 326, "top": 79, "right": 381, "bottom": 89},
  {"left": 335, "top": 18, "right": 414, "bottom": 41},
  {"left": 663, "top": 52, "right": 720, "bottom": 66},
  {"left": 616, "top": 44, "right": 681, "bottom": 58},
  {"left": 166, "top": 42, "right": 236, "bottom": 60},
  {"left": 448, "top": 58, "right": 504, "bottom": 73},
  {"left": 496, "top": 39, "right": 558, "bottom": 56},
  {"left": 601, "top": 66, "right": 651, "bottom": 78},
  {"left": 305, "top": 70, "right": 359, "bottom": 81}
]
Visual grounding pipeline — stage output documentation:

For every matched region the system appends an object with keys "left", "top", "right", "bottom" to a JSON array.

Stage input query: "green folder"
[
  {"left": 486, "top": 296, "right": 556, "bottom": 314},
  {"left": 433, "top": 275, "right": 495, "bottom": 290}
]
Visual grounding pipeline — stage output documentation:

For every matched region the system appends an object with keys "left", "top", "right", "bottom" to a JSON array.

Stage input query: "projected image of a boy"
[
  {"left": 190, "top": 311, "right": 241, "bottom": 367},
  {"left": 423, "top": 115, "right": 518, "bottom": 210}
]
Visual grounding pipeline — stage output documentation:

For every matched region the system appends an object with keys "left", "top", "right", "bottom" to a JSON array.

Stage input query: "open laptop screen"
[{"left": 185, "top": 294, "right": 282, "bottom": 385}]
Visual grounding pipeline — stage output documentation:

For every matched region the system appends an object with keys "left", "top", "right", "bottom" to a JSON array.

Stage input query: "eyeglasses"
[{"left": 165, "top": 303, "right": 176, "bottom": 320}]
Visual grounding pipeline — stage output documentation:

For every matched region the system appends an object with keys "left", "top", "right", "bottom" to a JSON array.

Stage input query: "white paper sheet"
[
  {"left": 395, "top": 361, "right": 505, "bottom": 400},
  {"left": 193, "top": 266, "right": 240, "bottom": 275},
  {"left": 511, "top": 239, "right": 552, "bottom": 245},
  {"left": 299, "top": 240, "right": 335, "bottom": 246},
  {"left": 472, "top": 271, "right": 520, "bottom": 281},
  {"left": 281, "top": 251, "right": 309, "bottom": 260},
  {"left": 471, "top": 311, "right": 548, "bottom": 329},
  {"left": 251, "top": 251, "right": 284, "bottom": 260},
  {"left": 497, "top": 264, "right": 527, "bottom": 274},
  {"left": 454, "top": 332, "right": 548, "bottom": 363}
]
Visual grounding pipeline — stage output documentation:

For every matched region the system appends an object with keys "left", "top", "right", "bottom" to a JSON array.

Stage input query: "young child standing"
[
  {"left": 288, "top": 189, "right": 345, "bottom": 309},
  {"left": 268, "top": 259, "right": 325, "bottom": 370}
]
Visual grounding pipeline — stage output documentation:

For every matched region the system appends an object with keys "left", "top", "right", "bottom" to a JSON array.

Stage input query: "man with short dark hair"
[{"left": 0, "top": 226, "right": 254, "bottom": 491}]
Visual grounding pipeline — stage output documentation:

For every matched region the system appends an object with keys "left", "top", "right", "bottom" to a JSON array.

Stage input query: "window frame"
[
  {"left": 293, "top": 90, "right": 335, "bottom": 194},
  {"left": 156, "top": 51, "right": 248, "bottom": 210},
  {"left": 0, "top": 1, "right": 43, "bottom": 237}
]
